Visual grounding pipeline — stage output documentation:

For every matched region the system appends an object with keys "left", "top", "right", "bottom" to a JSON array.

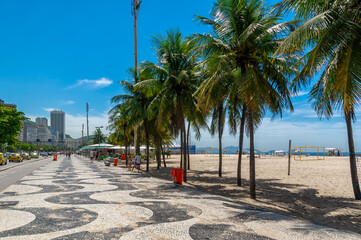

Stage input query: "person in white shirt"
[{"left": 133, "top": 153, "right": 142, "bottom": 172}]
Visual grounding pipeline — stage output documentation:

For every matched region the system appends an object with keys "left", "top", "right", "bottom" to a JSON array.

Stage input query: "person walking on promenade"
[
  {"left": 133, "top": 153, "right": 142, "bottom": 172},
  {"left": 128, "top": 155, "right": 133, "bottom": 171},
  {"left": 90, "top": 151, "right": 94, "bottom": 160}
]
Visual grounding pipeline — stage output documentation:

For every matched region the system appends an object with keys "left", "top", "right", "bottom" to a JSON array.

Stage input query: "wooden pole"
[
  {"left": 288, "top": 140, "right": 291, "bottom": 175},
  {"left": 133, "top": 0, "right": 138, "bottom": 68}
]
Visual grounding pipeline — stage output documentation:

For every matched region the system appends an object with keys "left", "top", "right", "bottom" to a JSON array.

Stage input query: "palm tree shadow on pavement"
[{"left": 143, "top": 163, "right": 361, "bottom": 235}]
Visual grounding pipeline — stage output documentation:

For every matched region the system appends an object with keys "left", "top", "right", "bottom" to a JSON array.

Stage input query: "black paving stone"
[
  {"left": 45, "top": 192, "right": 111, "bottom": 205},
  {"left": 0, "top": 201, "right": 18, "bottom": 208},
  {"left": 0, "top": 207, "right": 97, "bottom": 237},
  {"left": 38, "top": 184, "right": 84, "bottom": 193},
  {"left": 189, "top": 224, "right": 275, "bottom": 240},
  {"left": 1, "top": 192, "right": 16, "bottom": 196},
  {"left": 52, "top": 179, "right": 91, "bottom": 185},
  {"left": 129, "top": 201, "right": 202, "bottom": 224},
  {"left": 110, "top": 183, "right": 138, "bottom": 191}
]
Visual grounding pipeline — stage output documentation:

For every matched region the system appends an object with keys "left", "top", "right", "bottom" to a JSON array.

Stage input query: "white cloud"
[
  {"left": 43, "top": 108, "right": 57, "bottom": 112},
  {"left": 67, "top": 77, "right": 113, "bottom": 89},
  {"left": 61, "top": 100, "right": 75, "bottom": 105},
  {"left": 291, "top": 90, "right": 309, "bottom": 97}
]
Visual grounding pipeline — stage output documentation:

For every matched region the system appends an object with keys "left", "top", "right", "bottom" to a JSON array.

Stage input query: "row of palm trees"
[{"left": 109, "top": 0, "right": 361, "bottom": 200}]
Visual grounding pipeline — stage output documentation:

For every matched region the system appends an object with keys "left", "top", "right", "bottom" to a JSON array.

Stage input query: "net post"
[{"left": 288, "top": 140, "right": 291, "bottom": 175}]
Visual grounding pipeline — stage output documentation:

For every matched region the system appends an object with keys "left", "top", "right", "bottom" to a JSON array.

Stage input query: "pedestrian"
[
  {"left": 96, "top": 151, "right": 99, "bottom": 160},
  {"left": 128, "top": 155, "right": 133, "bottom": 171},
  {"left": 133, "top": 153, "right": 142, "bottom": 172},
  {"left": 90, "top": 151, "right": 94, "bottom": 160}
]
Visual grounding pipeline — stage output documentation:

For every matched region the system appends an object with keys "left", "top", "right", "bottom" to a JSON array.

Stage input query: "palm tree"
[
  {"left": 112, "top": 66, "right": 154, "bottom": 172},
  {"left": 138, "top": 29, "right": 200, "bottom": 182},
  {"left": 108, "top": 104, "right": 132, "bottom": 166},
  {"left": 195, "top": 0, "right": 296, "bottom": 198},
  {"left": 275, "top": 0, "right": 361, "bottom": 199},
  {"left": 93, "top": 128, "right": 106, "bottom": 144}
]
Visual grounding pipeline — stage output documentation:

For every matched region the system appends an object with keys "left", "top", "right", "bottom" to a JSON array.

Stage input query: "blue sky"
[{"left": 0, "top": 0, "right": 357, "bottom": 151}]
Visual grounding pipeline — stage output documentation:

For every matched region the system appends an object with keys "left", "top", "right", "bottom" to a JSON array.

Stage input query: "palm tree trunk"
[
  {"left": 187, "top": 120, "right": 191, "bottom": 170},
  {"left": 237, "top": 106, "right": 246, "bottom": 186},
  {"left": 155, "top": 135, "right": 161, "bottom": 169},
  {"left": 145, "top": 121, "right": 150, "bottom": 172},
  {"left": 218, "top": 104, "right": 224, "bottom": 177},
  {"left": 345, "top": 111, "right": 361, "bottom": 199},
  {"left": 161, "top": 137, "right": 167, "bottom": 167},
  {"left": 134, "top": 124, "right": 140, "bottom": 155},
  {"left": 180, "top": 127, "right": 183, "bottom": 168},
  {"left": 124, "top": 125, "right": 128, "bottom": 167},
  {"left": 182, "top": 119, "right": 187, "bottom": 182},
  {"left": 249, "top": 109, "right": 256, "bottom": 199}
]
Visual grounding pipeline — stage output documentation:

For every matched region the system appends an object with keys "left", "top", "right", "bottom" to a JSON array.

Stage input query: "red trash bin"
[
  {"left": 171, "top": 168, "right": 183, "bottom": 185},
  {"left": 114, "top": 158, "right": 118, "bottom": 166},
  {"left": 53, "top": 154, "right": 57, "bottom": 161}
]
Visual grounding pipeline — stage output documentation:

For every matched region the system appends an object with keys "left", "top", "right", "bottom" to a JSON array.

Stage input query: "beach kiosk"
[{"left": 326, "top": 148, "right": 343, "bottom": 156}]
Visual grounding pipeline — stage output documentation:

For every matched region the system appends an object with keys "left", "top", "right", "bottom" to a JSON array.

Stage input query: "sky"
[{"left": 0, "top": 0, "right": 358, "bottom": 151}]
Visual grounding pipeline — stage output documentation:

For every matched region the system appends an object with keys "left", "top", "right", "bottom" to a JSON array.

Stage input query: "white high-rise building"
[
  {"left": 50, "top": 110, "right": 65, "bottom": 143},
  {"left": 27, "top": 124, "right": 37, "bottom": 143},
  {"left": 36, "top": 117, "right": 48, "bottom": 126},
  {"left": 37, "top": 125, "right": 52, "bottom": 145}
]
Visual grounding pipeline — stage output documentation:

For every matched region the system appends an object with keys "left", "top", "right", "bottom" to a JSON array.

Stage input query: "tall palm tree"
[
  {"left": 195, "top": 0, "right": 296, "bottom": 199},
  {"left": 112, "top": 66, "right": 154, "bottom": 172},
  {"left": 138, "top": 29, "right": 200, "bottom": 182},
  {"left": 275, "top": 0, "right": 361, "bottom": 199}
]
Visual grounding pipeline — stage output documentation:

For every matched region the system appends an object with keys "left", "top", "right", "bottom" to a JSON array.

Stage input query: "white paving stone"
[
  {"left": 0, "top": 210, "right": 36, "bottom": 232},
  {"left": 1, "top": 184, "right": 42, "bottom": 195}
]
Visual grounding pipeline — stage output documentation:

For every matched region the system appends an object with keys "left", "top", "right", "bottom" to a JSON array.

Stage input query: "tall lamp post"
[
  {"left": 131, "top": 0, "right": 141, "bottom": 156},
  {"left": 131, "top": 0, "right": 141, "bottom": 68}
]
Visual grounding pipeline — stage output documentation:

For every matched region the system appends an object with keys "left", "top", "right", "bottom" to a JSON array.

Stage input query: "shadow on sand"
[{"left": 137, "top": 158, "right": 361, "bottom": 235}]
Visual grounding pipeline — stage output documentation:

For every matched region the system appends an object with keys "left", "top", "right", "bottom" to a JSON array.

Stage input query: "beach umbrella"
[
  {"left": 109, "top": 146, "right": 125, "bottom": 150},
  {"left": 88, "top": 143, "right": 114, "bottom": 149}
]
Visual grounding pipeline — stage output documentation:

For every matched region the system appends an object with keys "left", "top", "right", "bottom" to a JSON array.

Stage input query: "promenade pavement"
[{"left": 0, "top": 155, "right": 360, "bottom": 239}]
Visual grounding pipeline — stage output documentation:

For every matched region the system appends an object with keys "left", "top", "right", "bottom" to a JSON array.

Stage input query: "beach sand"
[{"left": 140, "top": 154, "right": 361, "bottom": 234}]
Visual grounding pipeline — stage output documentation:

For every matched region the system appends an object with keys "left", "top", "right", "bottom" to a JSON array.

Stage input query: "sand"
[{"left": 139, "top": 154, "right": 361, "bottom": 234}]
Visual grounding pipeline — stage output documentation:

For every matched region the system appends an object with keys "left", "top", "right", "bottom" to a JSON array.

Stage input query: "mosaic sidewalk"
[{"left": 0, "top": 156, "right": 359, "bottom": 240}]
